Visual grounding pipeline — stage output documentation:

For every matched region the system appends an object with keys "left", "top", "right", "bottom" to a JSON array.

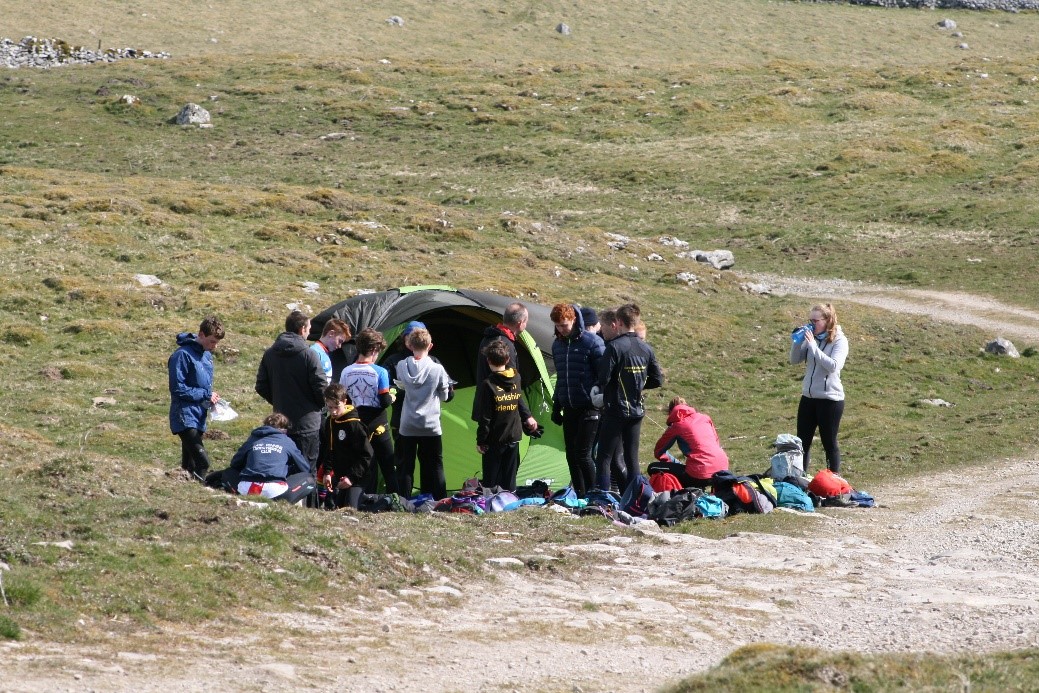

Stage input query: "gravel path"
[{"left": 742, "top": 272, "right": 1039, "bottom": 344}]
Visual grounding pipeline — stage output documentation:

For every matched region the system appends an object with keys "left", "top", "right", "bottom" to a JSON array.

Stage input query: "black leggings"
[
  {"left": 595, "top": 414, "right": 642, "bottom": 492},
  {"left": 796, "top": 396, "right": 845, "bottom": 474},
  {"left": 562, "top": 407, "right": 598, "bottom": 497},
  {"left": 178, "top": 428, "right": 211, "bottom": 479}
]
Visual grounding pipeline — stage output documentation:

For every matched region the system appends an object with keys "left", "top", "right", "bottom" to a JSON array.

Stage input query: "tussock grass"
[{"left": 667, "top": 644, "right": 1039, "bottom": 692}]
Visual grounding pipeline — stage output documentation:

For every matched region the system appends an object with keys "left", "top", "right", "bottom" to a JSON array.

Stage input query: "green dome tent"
[{"left": 310, "top": 286, "right": 567, "bottom": 493}]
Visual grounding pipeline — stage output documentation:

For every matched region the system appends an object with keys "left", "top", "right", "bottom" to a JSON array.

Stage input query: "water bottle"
[{"left": 791, "top": 324, "right": 812, "bottom": 345}]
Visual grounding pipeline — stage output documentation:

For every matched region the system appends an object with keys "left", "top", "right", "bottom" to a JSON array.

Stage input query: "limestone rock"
[
  {"left": 176, "top": 103, "right": 211, "bottom": 126},
  {"left": 984, "top": 337, "right": 1019, "bottom": 357}
]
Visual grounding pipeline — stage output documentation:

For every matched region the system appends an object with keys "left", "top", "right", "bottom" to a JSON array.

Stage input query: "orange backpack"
[
  {"left": 807, "top": 468, "right": 853, "bottom": 497},
  {"left": 650, "top": 471, "right": 683, "bottom": 493}
]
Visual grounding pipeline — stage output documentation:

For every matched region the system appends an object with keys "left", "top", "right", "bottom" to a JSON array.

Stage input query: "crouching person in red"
[
  {"left": 229, "top": 412, "right": 312, "bottom": 499},
  {"left": 650, "top": 397, "right": 729, "bottom": 489},
  {"left": 318, "top": 383, "right": 375, "bottom": 509}
]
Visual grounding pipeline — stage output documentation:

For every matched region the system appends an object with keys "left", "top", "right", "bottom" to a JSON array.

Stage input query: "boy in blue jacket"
[{"left": 168, "top": 316, "right": 225, "bottom": 481}]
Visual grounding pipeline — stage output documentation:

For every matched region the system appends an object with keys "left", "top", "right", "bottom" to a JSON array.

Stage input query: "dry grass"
[{"left": 0, "top": 0, "right": 1028, "bottom": 69}]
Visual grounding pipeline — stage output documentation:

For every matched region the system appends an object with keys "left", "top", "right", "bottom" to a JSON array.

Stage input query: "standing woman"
[
  {"left": 168, "top": 316, "right": 225, "bottom": 481},
  {"left": 790, "top": 303, "right": 849, "bottom": 474}
]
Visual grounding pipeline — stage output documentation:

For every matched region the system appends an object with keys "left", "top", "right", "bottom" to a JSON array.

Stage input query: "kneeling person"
[
  {"left": 319, "top": 383, "right": 375, "bottom": 508},
  {"left": 230, "top": 412, "right": 312, "bottom": 498}
]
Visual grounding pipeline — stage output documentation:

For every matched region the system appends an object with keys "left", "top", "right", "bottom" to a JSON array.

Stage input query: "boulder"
[
  {"left": 176, "top": 103, "right": 211, "bottom": 126},
  {"left": 556, "top": 23, "right": 571, "bottom": 35},
  {"left": 691, "top": 249, "right": 735, "bottom": 270},
  {"left": 984, "top": 337, "right": 1019, "bottom": 357}
]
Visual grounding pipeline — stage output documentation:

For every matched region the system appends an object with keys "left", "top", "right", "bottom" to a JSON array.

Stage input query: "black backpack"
[{"left": 649, "top": 488, "right": 704, "bottom": 527}]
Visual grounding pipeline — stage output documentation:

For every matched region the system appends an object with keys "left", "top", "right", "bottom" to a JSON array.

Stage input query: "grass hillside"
[{"left": 2, "top": 0, "right": 1039, "bottom": 680}]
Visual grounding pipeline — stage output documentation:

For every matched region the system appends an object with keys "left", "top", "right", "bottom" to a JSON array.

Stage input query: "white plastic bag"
[{"left": 210, "top": 398, "right": 238, "bottom": 423}]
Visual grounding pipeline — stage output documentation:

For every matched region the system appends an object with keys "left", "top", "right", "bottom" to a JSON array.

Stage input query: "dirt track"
[
  {"left": 2, "top": 280, "right": 1038, "bottom": 692},
  {"left": 744, "top": 272, "right": 1039, "bottom": 345}
]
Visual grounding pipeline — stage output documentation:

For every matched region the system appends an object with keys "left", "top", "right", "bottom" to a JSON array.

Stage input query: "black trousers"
[
  {"left": 645, "top": 460, "right": 712, "bottom": 490},
  {"left": 562, "top": 407, "right": 598, "bottom": 497},
  {"left": 361, "top": 426, "right": 398, "bottom": 494},
  {"left": 178, "top": 428, "right": 211, "bottom": 479},
  {"left": 481, "top": 441, "right": 520, "bottom": 491},
  {"left": 595, "top": 414, "right": 642, "bottom": 492},
  {"left": 397, "top": 435, "right": 446, "bottom": 500},
  {"left": 796, "top": 396, "right": 845, "bottom": 473}
]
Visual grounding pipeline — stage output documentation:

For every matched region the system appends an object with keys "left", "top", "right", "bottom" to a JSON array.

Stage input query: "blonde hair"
[
  {"left": 405, "top": 327, "right": 432, "bottom": 352},
  {"left": 810, "top": 303, "right": 838, "bottom": 344}
]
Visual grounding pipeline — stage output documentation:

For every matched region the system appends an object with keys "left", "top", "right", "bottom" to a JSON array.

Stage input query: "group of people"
[{"left": 167, "top": 296, "right": 848, "bottom": 507}]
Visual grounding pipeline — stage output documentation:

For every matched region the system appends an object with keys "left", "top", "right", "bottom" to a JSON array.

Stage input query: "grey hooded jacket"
[{"left": 790, "top": 325, "right": 848, "bottom": 401}]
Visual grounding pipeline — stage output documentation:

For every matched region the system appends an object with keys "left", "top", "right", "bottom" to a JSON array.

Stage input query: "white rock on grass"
[
  {"left": 387, "top": 16, "right": 405, "bottom": 27},
  {"left": 688, "top": 249, "right": 735, "bottom": 270},
  {"left": 556, "top": 23, "right": 571, "bottom": 35},
  {"left": 918, "top": 398, "right": 953, "bottom": 407},
  {"left": 741, "top": 282, "right": 771, "bottom": 295},
  {"left": 133, "top": 274, "right": 162, "bottom": 286},
  {"left": 984, "top": 337, "right": 1019, "bottom": 357},
  {"left": 175, "top": 103, "right": 211, "bottom": 126}
]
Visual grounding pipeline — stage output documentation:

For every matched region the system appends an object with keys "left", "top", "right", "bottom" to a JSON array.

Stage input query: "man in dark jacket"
[
  {"left": 255, "top": 310, "right": 327, "bottom": 467},
  {"left": 550, "top": 303, "right": 605, "bottom": 497},
  {"left": 471, "top": 302, "right": 536, "bottom": 432},
  {"left": 592, "top": 304, "right": 663, "bottom": 491}
]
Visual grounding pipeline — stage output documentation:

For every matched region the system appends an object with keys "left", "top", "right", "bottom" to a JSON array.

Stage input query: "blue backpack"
[
  {"left": 695, "top": 493, "right": 727, "bottom": 518},
  {"left": 773, "top": 481, "right": 814, "bottom": 512},
  {"left": 620, "top": 474, "right": 655, "bottom": 517}
]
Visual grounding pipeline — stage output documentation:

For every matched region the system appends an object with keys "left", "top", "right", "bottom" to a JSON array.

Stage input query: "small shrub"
[
  {"left": 4, "top": 575, "right": 42, "bottom": 608},
  {"left": 0, "top": 615, "right": 21, "bottom": 640}
]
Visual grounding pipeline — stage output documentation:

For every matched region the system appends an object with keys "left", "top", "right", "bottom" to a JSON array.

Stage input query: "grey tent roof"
[
  {"left": 311, "top": 286, "right": 556, "bottom": 360},
  {"left": 310, "top": 287, "right": 557, "bottom": 388}
]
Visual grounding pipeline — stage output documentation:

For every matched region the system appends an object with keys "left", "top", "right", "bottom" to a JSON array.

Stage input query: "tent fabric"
[{"left": 310, "top": 287, "right": 568, "bottom": 493}]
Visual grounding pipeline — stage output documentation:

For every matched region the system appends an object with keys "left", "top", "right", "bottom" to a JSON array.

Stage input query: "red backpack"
[
  {"left": 807, "top": 469, "right": 853, "bottom": 497},
  {"left": 649, "top": 471, "right": 683, "bottom": 493}
]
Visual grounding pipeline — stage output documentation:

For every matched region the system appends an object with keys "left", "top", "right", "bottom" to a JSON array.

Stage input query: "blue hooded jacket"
[
  {"left": 168, "top": 332, "right": 214, "bottom": 434},
  {"left": 229, "top": 425, "right": 311, "bottom": 482},
  {"left": 551, "top": 307, "right": 605, "bottom": 409}
]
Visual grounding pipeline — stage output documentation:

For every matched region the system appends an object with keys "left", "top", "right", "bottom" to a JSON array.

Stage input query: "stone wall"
[{"left": 1, "top": 37, "right": 169, "bottom": 69}]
